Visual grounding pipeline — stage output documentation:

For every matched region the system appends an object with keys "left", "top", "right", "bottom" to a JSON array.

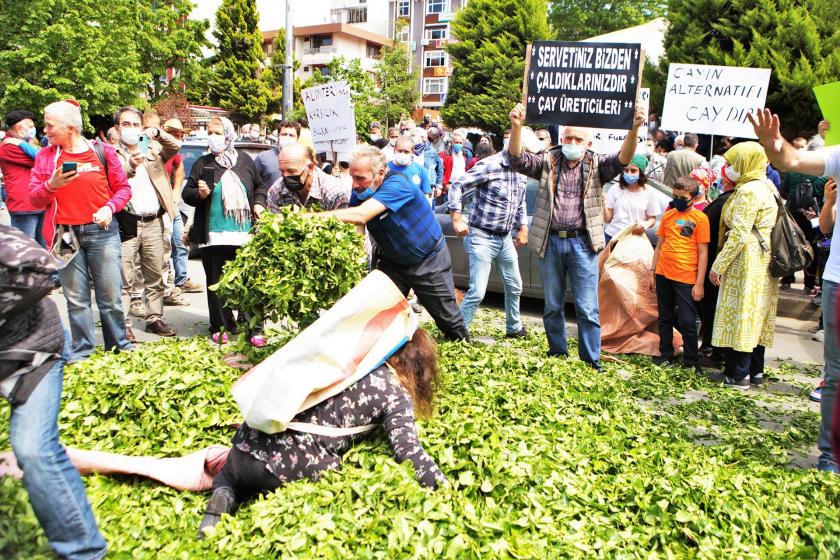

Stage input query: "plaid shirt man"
[
  {"left": 447, "top": 151, "right": 528, "bottom": 234},
  {"left": 266, "top": 167, "right": 350, "bottom": 212}
]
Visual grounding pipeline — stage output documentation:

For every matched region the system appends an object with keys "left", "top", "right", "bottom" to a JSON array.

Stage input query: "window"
[
  {"left": 313, "top": 35, "right": 333, "bottom": 48},
  {"left": 426, "top": 0, "right": 449, "bottom": 14},
  {"left": 397, "top": 26, "right": 409, "bottom": 43},
  {"left": 347, "top": 7, "right": 367, "bottom": 23},
  {"left": 424, "top": 50, "right": 446, "bottom": 67},
  {"left": 424, "top": 26, "right": 448, "bottom": 41},
  {"left": 423, "top": 77, "right": 447, "bottom": 95},
  {"left": 367, "top": 43, "right": 380, "bottom": 59},
  {"left": 397, "top": 0, "right": 409, "bottom": 17}
]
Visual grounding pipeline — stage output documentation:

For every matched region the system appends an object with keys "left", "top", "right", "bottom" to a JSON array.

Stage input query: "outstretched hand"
[{"left": 747, "top": 109, "right": 783, "bottom": 154}]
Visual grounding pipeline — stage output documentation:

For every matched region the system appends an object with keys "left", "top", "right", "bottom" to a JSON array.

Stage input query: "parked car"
[{"left": 435, "top": 177, "right": 673, "bottom": 300}]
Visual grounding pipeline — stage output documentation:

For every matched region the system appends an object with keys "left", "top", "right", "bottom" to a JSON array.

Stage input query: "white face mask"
[
  {"left": 388, "top": 138, "right": 397, "bottom": 147},
  {"left": 561, "top": 144, "right": 585, "bottom": 161},
  {"left": 723, "top": 163, "right": 741, "bottom": 183},
  {"left": 208, "top": 134, "right": 227, "bottom": 154},
  {"left": 393, "top": 152, "right": 413, "bottom": 167},
  {"left": 278, "top": 136, "right": 296, "bottom": 146},
  {"left": 120, "top": 128, "right": 140, "bottom": 146},
  {"left": 24, "top": 127, "right": 37, "bottom": 140}
]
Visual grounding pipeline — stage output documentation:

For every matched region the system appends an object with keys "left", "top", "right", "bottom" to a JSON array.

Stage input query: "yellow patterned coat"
[{"left": 710, "top": 179, "right": 779, "bottom": 352}]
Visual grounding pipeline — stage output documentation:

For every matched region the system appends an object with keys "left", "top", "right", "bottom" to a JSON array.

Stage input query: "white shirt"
[
  {"left": 820, "top": 146, "right": 840, "bottom": 283},
  {"left": 450, "top": 153, "right": 467, "bottom": 184},
  {"left": 127, "top": 164, "right": 161, "bottom": 216},
  {"left": 604, "top": 185, "right": 661, "bottom": 238}
]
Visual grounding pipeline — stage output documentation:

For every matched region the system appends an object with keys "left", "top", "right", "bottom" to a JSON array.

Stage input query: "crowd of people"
[{"left": 0, "top": 93, "right": 838, "bottom": 558}]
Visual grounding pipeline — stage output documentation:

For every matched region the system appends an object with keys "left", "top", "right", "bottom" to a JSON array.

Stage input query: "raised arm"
[{"left": 748, "top": 110, "right": 827, "bottom": 176}]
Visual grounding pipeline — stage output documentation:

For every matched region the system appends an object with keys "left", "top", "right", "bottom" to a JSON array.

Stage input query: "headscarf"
[
  {"left": 690, "top": 164, "right": 717, "bottom": 194},
  {"left": 210, "top": 117, "right": 250, "bottom": 226},
  {"left": 723, "top": 141, "right": 768, "bottom": 187},
  {"left": 629, "top": 154, "right": 648, "bottom": 171}
]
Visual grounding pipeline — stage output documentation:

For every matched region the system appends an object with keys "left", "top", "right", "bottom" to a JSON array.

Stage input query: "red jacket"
[
  {"left": 29, "top": 141, "right": 131, "bottom": 248},
  {"left": 439, "top": 151, "right": 476, "bottom": 188},
  {"left": 0, "top": 141, "right": 40, "bottom": 212}
]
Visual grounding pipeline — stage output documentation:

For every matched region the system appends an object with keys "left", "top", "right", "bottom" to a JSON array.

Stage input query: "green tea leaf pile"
[
  {"left": 1, "top": 310, "right": 839, "bottom": 558},
  {"left": 212, "top": 207, "right": 366, "bottom": 329}
]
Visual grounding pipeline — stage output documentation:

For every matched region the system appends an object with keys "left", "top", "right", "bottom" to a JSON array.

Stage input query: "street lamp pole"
[{"left": 282, "top": 0, "right": 294, "bottom": 118}]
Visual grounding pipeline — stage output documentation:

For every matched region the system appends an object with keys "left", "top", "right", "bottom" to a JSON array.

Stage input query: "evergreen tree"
[
  {"left": 261, "top": 29, "right": 300, "bottom": 115},
  {"left": 0, "top": 0, "right": 148, "bottom": 130},
  {"left": 548, "top": 0, "right": 667, "bottom": 41},
  {"left": 653, "top": 0, "right": 840, "bottom": 135},
  {"left": 442, "top": 0, "right": 551, "bottom": 136},
  {"left": 210, "top": 0, "right": 271, "bottom": 120},
  {"left": 136, "top": 0, "right": 210, "bottom": 101},
  {"left": 375, "top": 43, "right": 418, "bottom": 128}
]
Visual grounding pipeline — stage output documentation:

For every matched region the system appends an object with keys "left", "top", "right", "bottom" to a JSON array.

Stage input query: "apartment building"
[{"left": 387, "top": 0, "right": 467, "bottom": 115}]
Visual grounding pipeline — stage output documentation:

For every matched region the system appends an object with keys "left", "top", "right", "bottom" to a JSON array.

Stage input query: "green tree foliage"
[
  {"left": 0, "top": 0, "right": 148, "bottom": 129},
  {"left": 181, "top": 61, "right": 216, "bottom": 106},
  {"left": 375, "top": 42, "right": 419, "bottom": 129},
  {"left": 309, "top": 56, "right": 378, "bottom": 139},
  {"left": 548, "top": 0, "right": 667, "bottom": 41},
  {"left": 209, "top": 0, "right": 271, "bottom": 120},
  {"left": 261, "top": 29, "right": 300, "bottom": 115},
  {"left": 653, "top": 0, "right": 840, "bottom": 135},
  {"left": 136, "top": 0, "right": 209, "bottom": 101},
  {"left": 442, "top": 0, "right": 551, "bottom": 137}
]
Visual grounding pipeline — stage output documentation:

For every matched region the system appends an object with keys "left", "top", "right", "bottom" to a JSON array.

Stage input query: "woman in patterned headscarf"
[
  {"left": 690, "top": 164, "right": 717, "bottom": 210},
  {"left": 183, "top": 117, "right": 267, "bottom": 346},
  {"left": 707, "top": 142, "right": 779, "bottom": 389}
]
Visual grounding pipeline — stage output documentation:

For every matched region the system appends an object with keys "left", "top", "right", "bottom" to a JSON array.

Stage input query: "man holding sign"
[{"left": 507, "top": 102, "right": 645, "bottom": 369}]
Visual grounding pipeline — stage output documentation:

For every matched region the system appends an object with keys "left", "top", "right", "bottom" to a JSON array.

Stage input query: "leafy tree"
[
  {"left": 209, "top": 0, "right": 271, "bottom": 120},
  {"left": 136, "top": 0, "right": 209, "bottom": 101},
  {"left": 375, "top": 42, "right": 418, "bottom": 129},
  {"left": 548, "top": 0, "right": 667, "bottom": 41},
  {"left": 180, "top": 60, "right": 216, "bottom": 106},
  {"left": 652, "top": 0, "right": 840, "bottom": 136},
  {"left": 0, "top": 0, "right": 148, "bottom": 130},
  {"left": 443, "top": 0, "right": 551, "bottom": 136},
  {"left": 309, "top": 56, "right": 378, "bottom": 139}
]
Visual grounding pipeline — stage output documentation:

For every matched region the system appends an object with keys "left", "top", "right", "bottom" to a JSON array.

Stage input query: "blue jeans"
[
  {"left": 9, "top": 329, "right": 107, "bottom": 559},
  {"left": 10, "top": 211, "right": 46, "bottom": 247},
  {"left": 819, "top": 279, "right": 839, "bottom": 473},
  {"left": 170, "top": 213, "right": 189, "bottom": 287},
  {"left": 460, "top": 229, "right": 523, "bottom": 334},
  {"left": 538, "top": 233, "right": 601, "bottom": 366},
  {"left": 58, "top": 224, "right": 131, "bottom": 360}
]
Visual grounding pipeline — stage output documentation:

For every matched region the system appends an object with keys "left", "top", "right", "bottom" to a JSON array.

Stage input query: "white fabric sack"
[{"left": 232, "top": 270, "right": 416, "bottom": 434}]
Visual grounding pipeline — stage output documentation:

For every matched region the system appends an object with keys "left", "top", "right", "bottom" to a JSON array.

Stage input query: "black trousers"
[
  {"left": 699, "top": 279, "right": 720, "bottom": 352},
  {"left": 376, "top": 245, "right": 469, "bottom": 341},
  {"left": 212, "top": 447, "right": 281, "bottom": 499},
  {"left": 655, "top": 275, "right": 699, "bottom": 364},
  {"left": 200, "top": 246, "right": 253, "bottom": 334},
  {"left": 724, "top": 345, "right": 765, "bottom": 381}
]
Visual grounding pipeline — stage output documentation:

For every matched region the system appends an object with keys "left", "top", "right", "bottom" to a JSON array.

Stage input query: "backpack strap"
[{"left": 93, "top": 140, "right": 109, "bottom": 178}]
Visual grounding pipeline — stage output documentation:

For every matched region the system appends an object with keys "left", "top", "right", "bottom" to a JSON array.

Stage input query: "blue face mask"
[
  {"left": 452, "top": 143, "right": 462, "bottom": 153},
  {"left": 622, "top": 172, "right": 640, "bottom": 184},
  {"left": 561, "top": 144, "right": 584, "bottom": 161},
  {"left": 355, "top": 187, "right": 375, "bottom": 201},
  {"left": 673, "top": 198, "right": 691, "bottom": 212}
]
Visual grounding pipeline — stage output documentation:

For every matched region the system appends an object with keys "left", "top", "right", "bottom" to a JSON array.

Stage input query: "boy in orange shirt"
[{"left": 650, "top": 175, "right": 710, "bottom": 371}]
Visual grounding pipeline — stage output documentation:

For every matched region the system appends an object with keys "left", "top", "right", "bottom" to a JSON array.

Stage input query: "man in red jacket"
[
  {"left": 0, "top": 110, "right": 45, "bottom": 245},
  {"left": 29, "top": 100, "right": 133, "bottom": 361}
]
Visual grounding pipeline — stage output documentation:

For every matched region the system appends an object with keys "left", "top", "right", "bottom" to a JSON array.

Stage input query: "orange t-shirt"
[
  {"left": 55, "top": 149, "right": 111, "bottom": 225},
  {"left": 655, "top": 207, "right": 710, "bottom": 285}
]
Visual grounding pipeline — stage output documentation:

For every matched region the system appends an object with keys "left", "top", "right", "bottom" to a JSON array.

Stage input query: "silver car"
[{"left": 435, "top": 178, "right": 673, "bottom": 299}]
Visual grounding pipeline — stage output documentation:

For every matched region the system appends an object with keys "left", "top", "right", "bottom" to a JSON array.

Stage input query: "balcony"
[{"left": 304, "top": 46, "right": 338, "bottom": 56}]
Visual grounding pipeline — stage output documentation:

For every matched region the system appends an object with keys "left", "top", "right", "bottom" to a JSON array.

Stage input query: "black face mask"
[
  {"left": 673, "top": 198, "right": 691, "bottom": 212},
  {"left": 284, "top": 169, "right": 307, "bottom": 192}
]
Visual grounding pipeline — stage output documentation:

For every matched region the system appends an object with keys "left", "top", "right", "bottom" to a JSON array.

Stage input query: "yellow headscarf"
[{"left": 723, "top": 141, "right": 768, "bottom": 187}]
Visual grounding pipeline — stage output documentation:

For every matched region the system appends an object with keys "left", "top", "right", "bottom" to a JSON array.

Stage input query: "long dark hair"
[
  {"left": 473, "top": 143, "right": 495, "bottom": 161},
  {"left": 387, "top": 328, "right": 439, "bottom": 418}
]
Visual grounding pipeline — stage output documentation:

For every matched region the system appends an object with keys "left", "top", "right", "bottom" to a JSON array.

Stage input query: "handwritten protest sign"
[
  {"left": 302, "top": 81, "right": 356, "bottom": 147},
  {"left": 591, "top": 88, "right": 649, "bottom": 154},
  {"left": 523, "top": 41, "right": 642, "bottom": 129},
  {"left": 813, "top": 81, "right": 840, "bottom": 146},
  {"left": 661, "top": 63, "right": 770, "bottom": 138}
]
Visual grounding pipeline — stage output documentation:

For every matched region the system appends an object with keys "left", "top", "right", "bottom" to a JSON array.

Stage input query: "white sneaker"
[{"left": 812, "top": 330, "right": 824, "bottom": 342}]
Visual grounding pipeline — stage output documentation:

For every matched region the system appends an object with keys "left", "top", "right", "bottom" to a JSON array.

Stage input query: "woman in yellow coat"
[{"left": 708, "top": 142, "right": 779, "bottom": 390}]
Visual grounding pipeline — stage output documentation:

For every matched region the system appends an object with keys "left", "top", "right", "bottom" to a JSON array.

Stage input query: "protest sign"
[
  {"left": 523, "top": 41, "right": 643, "bottom": 129},
  {"left": 591, "top": 88, "right": 649, "bottom": 154},
  {"left": 302, "top": 81, "right": 356, "bottom": 148},
  {"left": 661, "top": 64, "right": 770, "bottom": 138},
  {"left": 813, "top": 81, "right": 840, "bottom": 146}
]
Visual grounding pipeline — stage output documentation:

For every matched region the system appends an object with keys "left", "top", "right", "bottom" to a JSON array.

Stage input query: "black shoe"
[
  {"left": 709, "top": 372, "right": 750, "bottom": 391},
  {"left": 750, "top": 372, "right": 764, "bottom": 386},
  {"left": 697, "top": 355, "right": 723, "bottom": 369},
  {"left": 197, "top": 487, "right": 236, "bottom": 539},
  {"left": 506, "top": 326, "right": 528, "bottom": 339},
  {"left": 652, "top": 355, "right": 674, "bottom": 366},
  {"left": 547, "top": 351, "right": 569, "bottom": 359}
]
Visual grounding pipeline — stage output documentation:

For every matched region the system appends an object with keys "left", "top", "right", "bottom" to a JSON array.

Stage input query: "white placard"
[
  {"left": 661, "top": 64, "right": 770, "bottom": 138},
  {"left": 590, "top": 88, "right": 649, "bottom": 155},
  {"left": 302, "top": 81, "right": 356, "bottom": 145}
]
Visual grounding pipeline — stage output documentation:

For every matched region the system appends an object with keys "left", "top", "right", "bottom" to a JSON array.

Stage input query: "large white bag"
[{"left": 232, "top": 270, "right": 417, "bottom": 434}]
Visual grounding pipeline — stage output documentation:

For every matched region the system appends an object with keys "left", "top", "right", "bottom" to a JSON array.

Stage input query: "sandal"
[{"left": 211, "top": 332, "right": 229, "bottom": 344}]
